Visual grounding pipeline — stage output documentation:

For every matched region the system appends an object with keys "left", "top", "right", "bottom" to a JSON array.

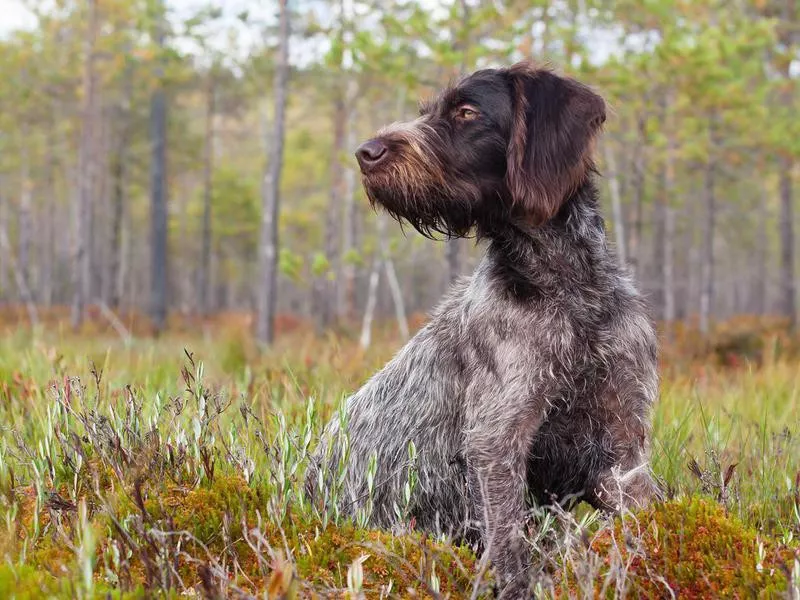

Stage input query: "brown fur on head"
[
  {"left": 504, "top": 61, "right": 607, "bottom": 226},
  {"left": 354, "top": 60, "right": 607, "bottom": 238}
]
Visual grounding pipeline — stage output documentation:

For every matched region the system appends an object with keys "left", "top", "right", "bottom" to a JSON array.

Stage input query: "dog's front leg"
[{"left": 466, "top": 397, "right": 543, "bottom": 599}]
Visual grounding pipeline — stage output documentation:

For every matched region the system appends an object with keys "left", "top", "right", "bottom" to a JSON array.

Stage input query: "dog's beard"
[
  {"left": 363, "top": 172, "right": 479, "bottom": 239},
  {"left": 360, "top": 141, "right": 481, "bottom": 239}
]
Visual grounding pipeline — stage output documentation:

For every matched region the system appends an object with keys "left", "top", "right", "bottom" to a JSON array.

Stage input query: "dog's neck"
[{"left": 482, "top": 179, "right": 619, "bottom": 298}]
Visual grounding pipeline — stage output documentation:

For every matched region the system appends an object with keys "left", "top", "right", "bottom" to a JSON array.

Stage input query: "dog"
[{"left": 305, "top": 60, "right": 661, "bottom": 598}]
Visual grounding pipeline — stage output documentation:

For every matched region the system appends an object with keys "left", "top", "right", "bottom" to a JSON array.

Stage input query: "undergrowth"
[{"left": 0, "top": 323, "right": 797, "bottom": 598}]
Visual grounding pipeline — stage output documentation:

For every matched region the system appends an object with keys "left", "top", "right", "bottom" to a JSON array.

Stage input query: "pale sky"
[
  {"left": 0, "top": 0, "right": 35, "bottom": 33},
  {"left": 0, "top": 0, "right": 259, "bottom": 34},
  {"left": 0, "top": 0, "right": 667, "bottom": 70},
  {"left": 0, "top": 0, "right": 327, "bottom": 66}
]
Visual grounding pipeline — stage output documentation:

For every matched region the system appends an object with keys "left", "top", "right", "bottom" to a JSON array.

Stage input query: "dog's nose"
[{"left": 355, "top": 140, "right": 388, "bottom": 172}]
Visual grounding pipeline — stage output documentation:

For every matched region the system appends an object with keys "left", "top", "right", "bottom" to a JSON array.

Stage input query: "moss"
[
  {"left": 291, "top": 519, "right": 484, "bottom": 598},
  {"left": 0, "top": 563, "right": 63, "bottom": 599},
  {"left": 582, "top": 497, "right": 798, "bottom": 599},
  {"left": 153, "top": 474, "right": 259, "bottom": 546},
  {"left": 152, "top": 476, "right": 484, "bottom": 596},
  {"left": 121, "top": 474, "right": 484, "bottom": 596},
  {"left": 29, "top": 541, "right": 77, "bottom": 578}
]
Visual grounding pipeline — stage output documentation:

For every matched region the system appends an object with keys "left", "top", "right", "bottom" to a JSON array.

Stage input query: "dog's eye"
[{"left": 455, "top": 106, "right": 479, "bottom": 121}]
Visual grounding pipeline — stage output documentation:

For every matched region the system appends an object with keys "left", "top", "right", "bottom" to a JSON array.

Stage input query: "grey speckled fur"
[{"left": 305, "top": 62, "right": 661, "bottom": 598}]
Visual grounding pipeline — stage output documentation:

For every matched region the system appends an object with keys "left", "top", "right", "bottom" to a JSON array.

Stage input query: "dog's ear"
[{"left": 505, "top": 62, "right": 606, "bottom": 226}]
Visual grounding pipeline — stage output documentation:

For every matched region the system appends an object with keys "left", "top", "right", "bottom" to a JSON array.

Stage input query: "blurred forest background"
[{"left": 0, "top": 0, "right": 797, "bottom": 346}]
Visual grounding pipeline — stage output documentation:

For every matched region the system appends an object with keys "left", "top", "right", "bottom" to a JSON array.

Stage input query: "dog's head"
[{"left": 355, "top": 61, "right": 606, "bottom": 238}]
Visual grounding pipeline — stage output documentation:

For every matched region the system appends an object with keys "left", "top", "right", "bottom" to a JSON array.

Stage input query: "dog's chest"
[{"left": 457, "top": 277, "right": 628, "bottom": 402}]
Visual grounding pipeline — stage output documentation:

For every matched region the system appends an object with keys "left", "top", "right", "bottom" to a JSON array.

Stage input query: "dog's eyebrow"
[
  {"left": 439, "top": 86, "right": 464, "bottom": 110},
  {"left": 418, "top": 98, "right": 435, "bottom": 115},
  {"left": 445, "top": 83, "right": 493, "bottom": 112}
]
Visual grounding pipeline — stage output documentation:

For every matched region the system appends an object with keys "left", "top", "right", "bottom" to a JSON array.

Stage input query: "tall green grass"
[{"left": 0, "top": 329, "right": 797, "bottom": 598}]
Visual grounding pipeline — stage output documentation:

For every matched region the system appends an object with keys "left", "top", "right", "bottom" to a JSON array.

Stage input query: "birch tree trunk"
[
  {"left": 777, "top": 0, "right": 797, "bottom": 331},
  {"left": 42, "top": 128, "right": 57, "bottom": 307},
  {"left": 0, "top": 180, "right": 8, "bottom": 301},
  {"left": 95, "top": 108, "right": 112, "bottom": 305},
  {"left": 317, "top": 83, "right": 346, "bottom": 332},
  {"left": 699, "top": 121, "right": 718, "bottom": 335},
  {"left": 150, "top": 1, "right": 169, "bottom": 334},
  {"left": 256, "top": 0, "right": 290, "bottom": 346},
  {"left": 72, "top": 0, "right": 98, "bottom": 330},
  {"left": 628, "top": 115, "right": 647, "bottom": 282},
  {"left": 663, "top": 109, "right": 677, "bottom": 326},
  {"left": 0, "top": 221, "right": 38, "bottom": 325},
  {"left": 755, "top": 177, "right": 769, "bottom": 315},
  {"left": 779, "top": 158, "right": 796, "bottom": 330},
  {"left": 18, "top": 136, "right": 32, "bottom": 302},
  {"left": 359, "top": 251, "right": 381, "bottom": 350},
  {"left": 653, "top": 94, "right": 676, "bottom": 326},
  {"left": 384, "top": 256, "right": 409, "bottom": 340},
  {"left": 445, "top": 239, "right": 462, "bottom": 288},
  {"left": 651, "top": 127, "right": 666, "bottom": 321},
  {"left": 108, "top": 132, "right": 128, "bottom": 310},
  {"left": 199, "top": 75, "right": 215, "bottom": 315},
  {"left": 340, "top": 87, "right": 359, "bottom": 322},
  {"left": 603, "top": 141, "right": 627, "bottom": 267},
  {"left": 107, "top": 61, "right": 132, "bottom": 309}
]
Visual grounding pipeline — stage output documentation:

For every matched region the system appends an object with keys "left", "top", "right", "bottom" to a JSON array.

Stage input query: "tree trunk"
[
  {"left": 379, "top": 215, "right": 409, "bottom": 341},
  {"left": 150, "top": 1, "right": 169, "bottom": 334},
  {"left": 108, "top": 137, "right": 127, "bottom": 309},
  {"left": 652, "top": 180, "right": 666, "bottom": 322},
  {"left": 775, "top": 0, "right": 797, "bottom": 330},
  {"left": 256, "top": 0, "right": 290, "bottom": 346},
  {"left": 0, "top": 222, "right": 38, "bottom": 325},
  {"left": 316, "top": 83, "right": 346, "bottom": 332},
  {"left": 117, "top": 185, "right": 131, "bottom": 311},
  {"left": 94, "top": 113, "right": 108, "bottom": 303},
  {"left": 779, "top": 157, "right": 796, "bottom": 330},
  {"left": 177, "top": 183, "right": 192, "bottom": 314},
  {"left": 359, "top": 252, "right": 381, "bottom": 350},
  {"left": 199, "top": 75, "right": 215, "bottom": 315},
  {"left": 72, "top": 0, "right": 98, "bottom": 330},
  {"left": 446, "top": 239, "right": 462, "bottom": 288},
  {"left": 686, "top": 189, "right": 700, "bottom": 322},
  {"left": 41, "top": 127, "right": 57, "bottom": 307},
  {"left": 754, "top": 177, "right": 769, "bottom": 315},
  {"left": 341, "top": 85, "right": 359, "bottom": 323},
  {"left": 384, "top": 259, "right": 409, "bottom": 340},
  {"left": 107, "top": 63, "right": 132, "bottom": 310},
  {"left": 675, "top": 198, "right": 693, "bottom": 320},
  {"left": 0, "top": 180, "right": 8, "bottom": 302},
  {"left": 653, "top": 95, "right": 676, "bottom": 326},
  {"left": 628, "top": 114, "right": 646, "bottom": 282},
  {"left": 603, "top": 141, "right": 627, "bottom": 267},
  {"left": 18, "top": 138, "right": 33, "bottom": 302},
  {"left": 93, "top": 113, "right": 111, "bottom": 304},
  {"left": 651, "top": 133, "right": 666, "bottom": 321},
  {"left": 663, "top": 111, "right": 676, "bottom": 326},
  {"left": 699, "top": 122, "right": 718, "bottom": 335}
]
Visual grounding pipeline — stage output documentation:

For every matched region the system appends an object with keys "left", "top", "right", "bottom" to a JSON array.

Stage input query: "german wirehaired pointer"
[{"left": 306, "top": 61, "right": 661, "bottom": 598}]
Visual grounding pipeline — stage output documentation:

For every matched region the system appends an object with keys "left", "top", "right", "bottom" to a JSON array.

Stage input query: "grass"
[{"left": 0, "top": 315, "right": 798, "bottom": 598}]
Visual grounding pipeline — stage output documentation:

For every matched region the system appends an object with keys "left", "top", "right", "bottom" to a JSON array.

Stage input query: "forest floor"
[{"left": 0, "top": 311, "right": 798, "bottom": 598}]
